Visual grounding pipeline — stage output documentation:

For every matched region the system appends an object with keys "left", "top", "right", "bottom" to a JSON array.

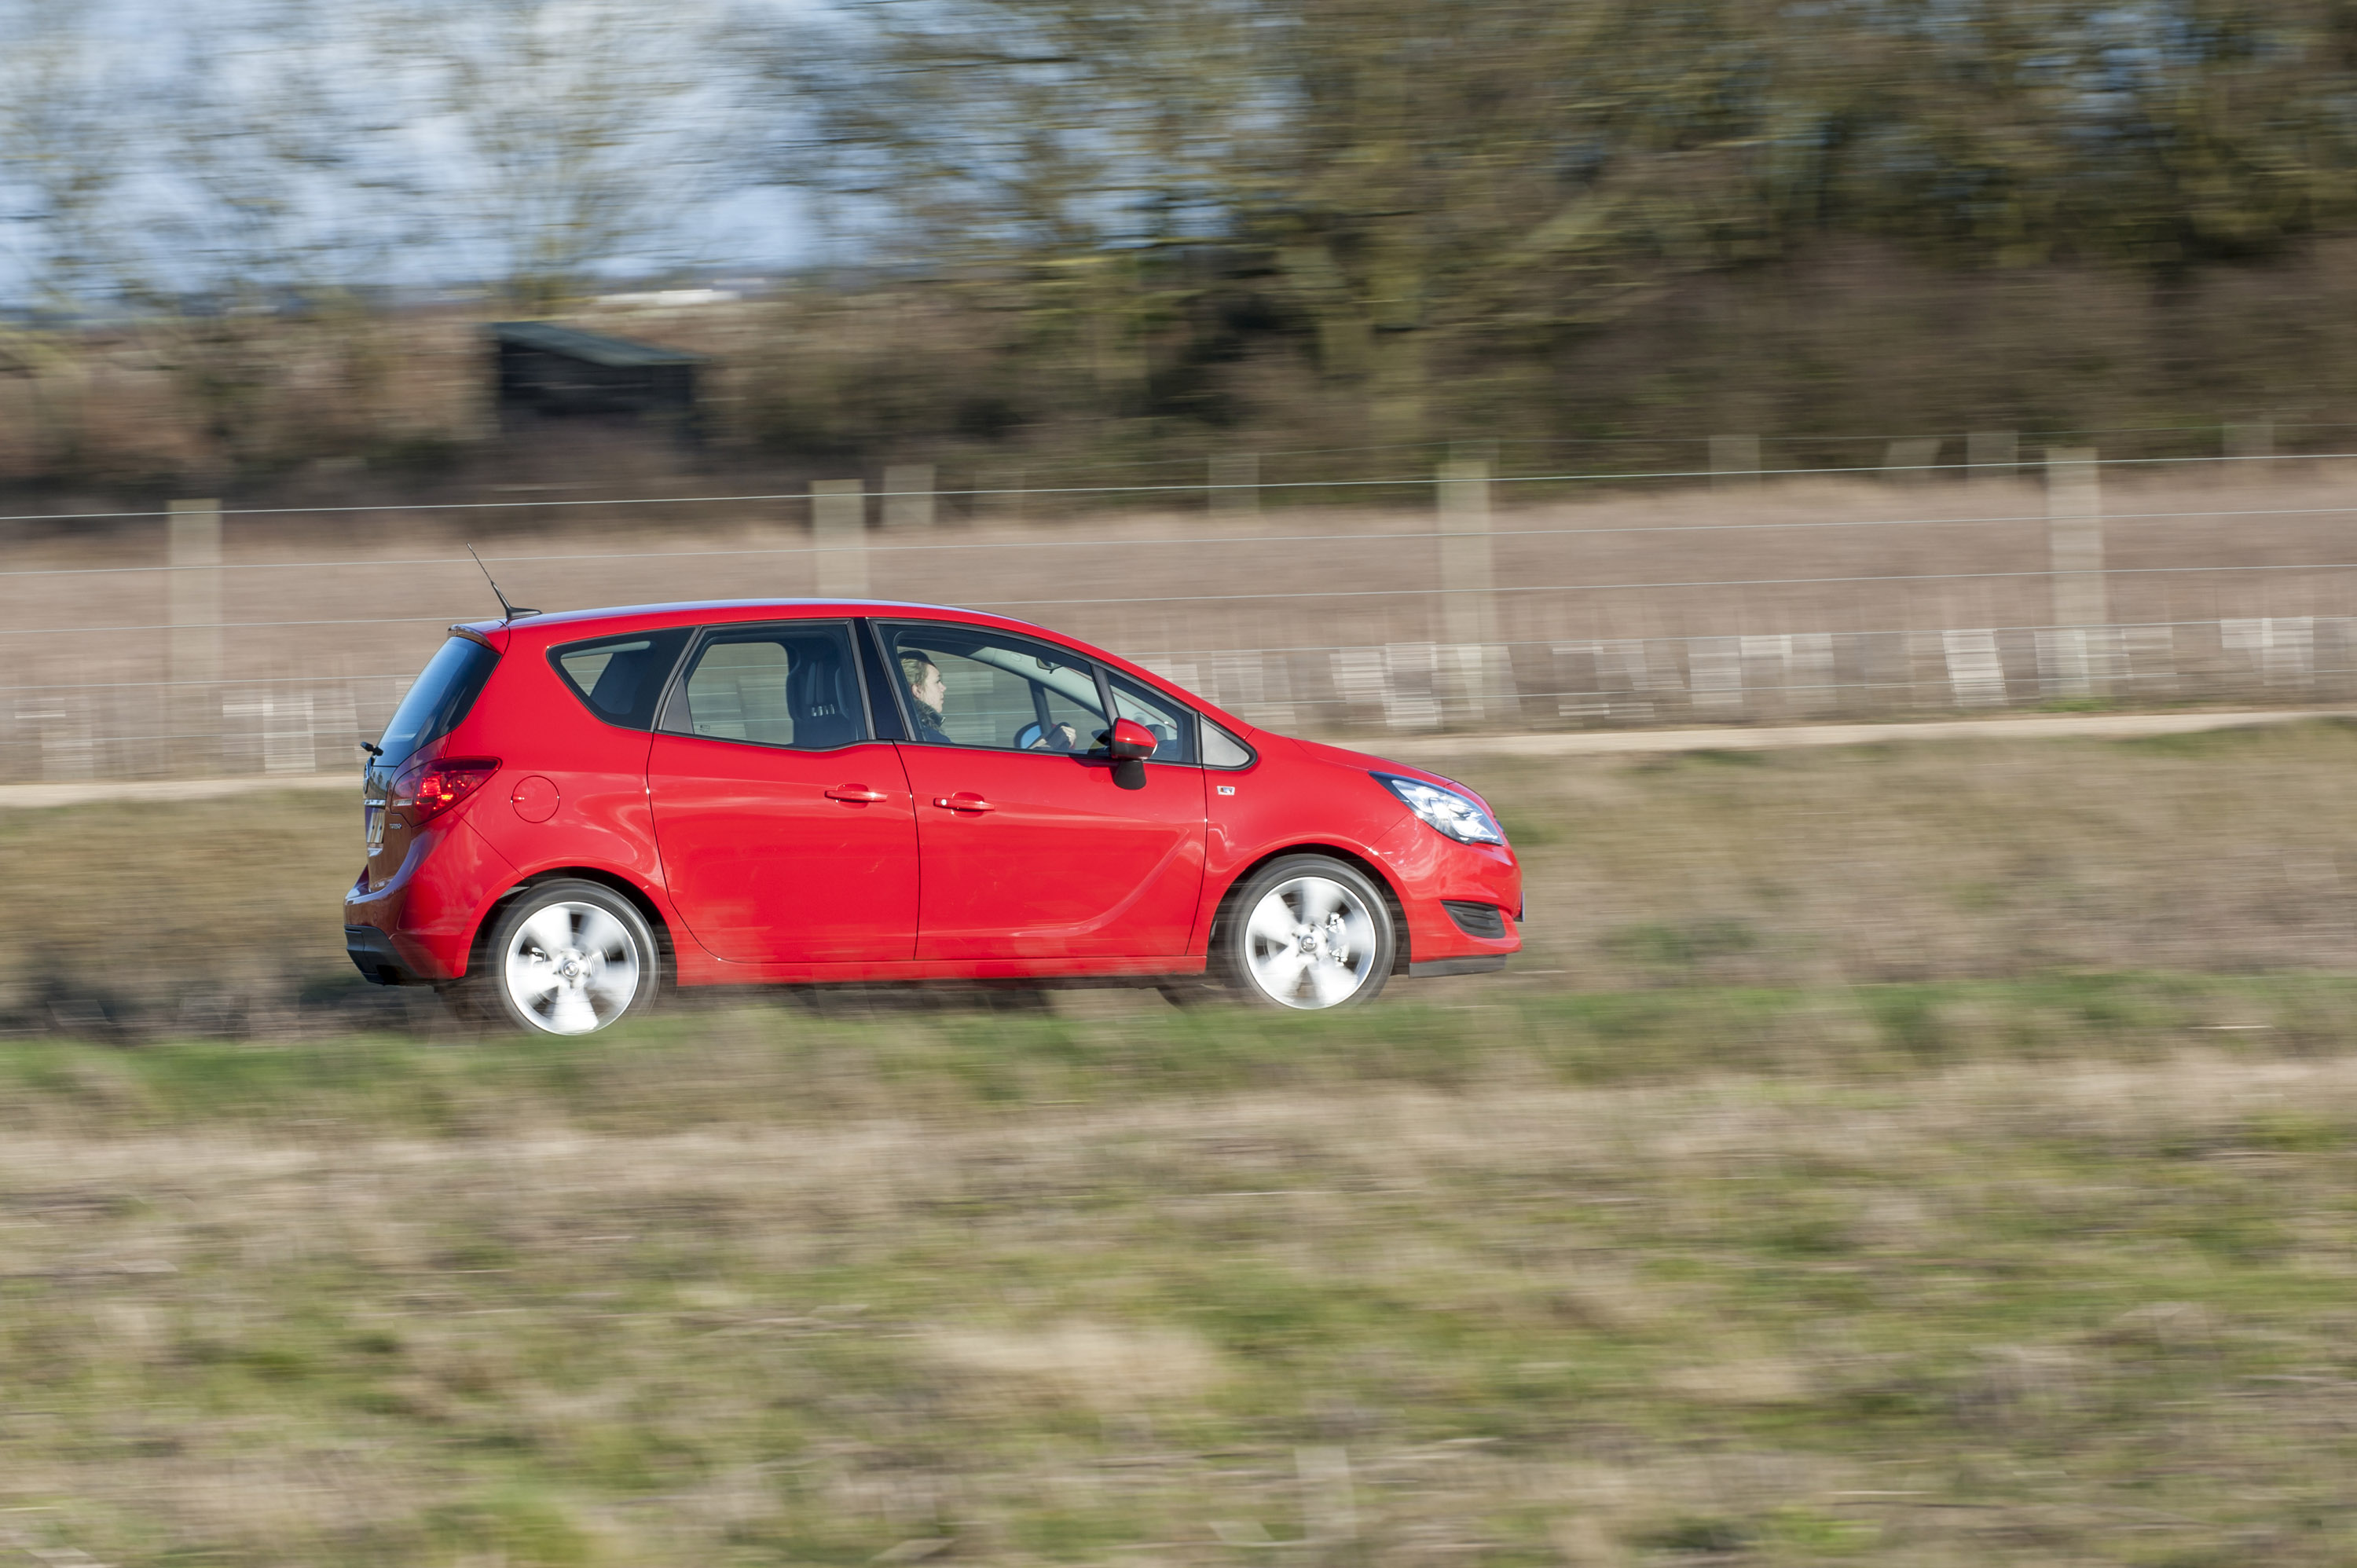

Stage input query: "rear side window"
[
  {"left": 659, "top": 622, "right": 867, "bottom": 750},
  {"left": 550, "top": 629, "right": 691, "bottom": 730},
  {"left": 376, "top": 636, "right": 499, "bottom": 767}
]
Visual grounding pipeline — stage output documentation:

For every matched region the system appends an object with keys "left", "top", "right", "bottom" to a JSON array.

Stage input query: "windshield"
[{"left": 376, "top": 636, "right": 500, "bottom": 769}]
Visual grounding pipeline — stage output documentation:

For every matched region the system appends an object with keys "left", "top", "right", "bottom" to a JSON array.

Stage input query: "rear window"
[
  {"left": 376, "top": 636, "right": 500, "bottom": 767},
  {"left": 550, "top": 629, "right": 691, "bottom": 730}
]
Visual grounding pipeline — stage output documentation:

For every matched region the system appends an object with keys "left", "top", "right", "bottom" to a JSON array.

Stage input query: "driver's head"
[{"left": 900, "top": 653, "right": 946, "bottom": 717}]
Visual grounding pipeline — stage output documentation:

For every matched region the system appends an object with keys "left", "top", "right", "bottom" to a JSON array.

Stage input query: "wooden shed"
[{"left": 487, "top": 321, "right": 706, "bottom": 443}]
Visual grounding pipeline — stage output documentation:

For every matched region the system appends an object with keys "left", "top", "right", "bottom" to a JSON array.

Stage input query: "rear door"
[
  {"left": 648, "top": 621, "right": 918, "bottom": 964},
  {"left": 875, "top": 621, "right": 1206, "bottom": 960}
]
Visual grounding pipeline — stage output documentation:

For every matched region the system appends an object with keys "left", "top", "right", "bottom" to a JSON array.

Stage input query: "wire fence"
[
  {"left": 3, "top": 445, "right": 2353, "bottom": 528},
  {"left": 4, "top": 445, "right": 2355, "bottom": 782}
]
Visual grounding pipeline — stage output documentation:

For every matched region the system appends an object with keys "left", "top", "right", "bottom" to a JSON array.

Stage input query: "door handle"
[
  {"left": 825, "top": 784, "right": 889, "bottom": 803},
  {"left": 932, "top": 793, "right": 995, "bottom": 813}
]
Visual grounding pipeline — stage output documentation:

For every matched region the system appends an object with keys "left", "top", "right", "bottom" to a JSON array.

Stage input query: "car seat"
[
  {"left": 587, "top": 643, "right": 661, "bottom": 719},
  {"left": 784, "top": 640, "right": 860, "bottom": 749}
]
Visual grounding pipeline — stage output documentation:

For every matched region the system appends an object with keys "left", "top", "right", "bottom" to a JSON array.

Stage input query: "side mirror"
[{"left": 1106, "top": 718, "right": 1157, "bottom": 760}]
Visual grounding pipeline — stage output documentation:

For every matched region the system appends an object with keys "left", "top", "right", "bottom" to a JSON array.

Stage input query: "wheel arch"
[
  {"left": 1206, "top": 842, "right": 1413, "bottom": 974},
  {"left": 463, "top": 866, "right": 679, "bottom": 987}
]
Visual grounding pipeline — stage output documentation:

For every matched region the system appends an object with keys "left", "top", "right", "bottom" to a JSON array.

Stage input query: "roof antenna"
[{"left": 466, "top": 544, "right": 538, "bottom": 621}]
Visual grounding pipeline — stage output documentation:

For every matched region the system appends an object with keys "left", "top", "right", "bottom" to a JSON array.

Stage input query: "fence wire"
[{"left": 5, "top": 449, "right": 2355, "bottom": 782}]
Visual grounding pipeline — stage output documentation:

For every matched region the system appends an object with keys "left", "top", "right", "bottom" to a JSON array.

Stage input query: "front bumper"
[
  {"left": 1407, "top": 954, "right": 1511, "bottom": 977},
  {"left": 1371, "top": 815, "right": 1523, "bottom": 970}
]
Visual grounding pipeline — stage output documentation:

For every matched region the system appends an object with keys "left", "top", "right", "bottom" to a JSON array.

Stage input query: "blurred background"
[
  {"left": 8, "top": 0, "right": 2357, "bottom": 776},
  {"left": 11, "top": 0, "right": 2357, "bottom": 476},
  {"left": 13, "top": 4, "right": 2357, "bottom": 1565}
]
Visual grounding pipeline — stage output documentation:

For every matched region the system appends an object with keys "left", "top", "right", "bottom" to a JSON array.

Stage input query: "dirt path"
[
  {"left": 0, "top": 771, "right": 359, "bottom": 810},
  {"left": 1377, "top": 706, "right": 2354, "bottom": 760}
]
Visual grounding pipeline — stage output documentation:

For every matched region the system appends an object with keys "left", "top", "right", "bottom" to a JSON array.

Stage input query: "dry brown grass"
[
  {"left": 8, "top": 1036, "right": 2357, "bottom": 1564},
  {"left": 1460, "top": 716, "right": 2357, "bottom": 987},
  {"left": 3, "top": 723, "right": 2356, "bottom": 1557}
]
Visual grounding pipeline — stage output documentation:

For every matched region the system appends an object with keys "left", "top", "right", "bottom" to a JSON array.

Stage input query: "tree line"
[{"left": 5, "top": 0, "right": 2356, "bottom": 480}]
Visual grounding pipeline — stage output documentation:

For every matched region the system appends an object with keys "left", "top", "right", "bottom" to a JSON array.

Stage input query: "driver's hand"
[{"left": 1029, "top": 724, "right": 1080, "bottom": 752}]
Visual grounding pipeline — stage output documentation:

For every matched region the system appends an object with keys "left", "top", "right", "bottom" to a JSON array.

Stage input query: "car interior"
[
  {"left": 886, "top": 625, "right": 1111, "bottom": 752},
  {"left": 665, "top": 627, "right": 865, "bottom": 749},
  {"left": 555, "top": 620, "right": 1208, "bottom": 763}
]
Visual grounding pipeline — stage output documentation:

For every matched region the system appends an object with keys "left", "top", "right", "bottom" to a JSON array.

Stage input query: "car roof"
[
  {"left": 457, "top": 599, "right": 1259, "bottom": 736},
  {"left": 458, "top": 598, "right": 992, "bottom": 640}
]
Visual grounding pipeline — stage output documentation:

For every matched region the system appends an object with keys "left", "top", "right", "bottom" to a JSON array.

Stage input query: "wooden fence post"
[
  {"left": 1437, "top": 458, "right": 1512, "bottom": 721},
  {"left": 168, "top": 498, "right": 222, "bottom": 764},
  {"left": 882, "top": 464, "right": 935, "bottom": 529},
  {"left": 2046, "top": 448, "right": 2106, "bottom": 694},
  {"left": 2224, "top": 420, "right": 2274, "bottom": 461},
  {"left": 811, "top": 480, "right": 868, "bottom": 595},
  {"left": 977, "top": 468, "right": 1025, "bottom": 526},
  {"left": 1967, "top": 430, "right": 2018, "bottom": 485},
  {"left": 1884, "top": 437, "right": 1942, "bottom": 484},
  {"left": 1209, "top": 452, "right": 1259, "bottom": 518},
  {"left": 1710, "top": 434, "right": 1760, "bottom": 489}
]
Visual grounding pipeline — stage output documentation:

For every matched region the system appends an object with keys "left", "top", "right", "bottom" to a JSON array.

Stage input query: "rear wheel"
[
  {"left": 1215, "top": 855, "right": 1395, "bottom": 1010},
  {"left": 458, "top": 880, "right": 661, "bottom": 1036}
]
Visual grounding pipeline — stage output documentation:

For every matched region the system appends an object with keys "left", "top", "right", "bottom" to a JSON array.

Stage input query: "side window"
[
  {"left": 880, "top": 622, "right": 1108, "bottom": 753},
  {"left": 549, "top": 629, "right": 690, "bottom": 731},
  {"left": 1203, "top": 720, "right": 1254, "bottom": 769},
  {"left": 1105, "top": 672, "right": 1197, "bottom": 764},
  {"left": 660, "top": 622, "right": 867, "bottom": 750}
]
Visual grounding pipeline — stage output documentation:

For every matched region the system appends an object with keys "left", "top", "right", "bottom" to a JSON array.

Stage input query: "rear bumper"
[
  {"left": 345, "top": 924, "right": 427, "bottom": 986},
  {"left": 342, "top": 817, "right": 519, "bottom": 983}
]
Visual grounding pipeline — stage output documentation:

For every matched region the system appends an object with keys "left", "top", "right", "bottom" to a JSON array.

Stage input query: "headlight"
[{"left": 1374, "top": 772, "right": 1506, "bottom": 845}]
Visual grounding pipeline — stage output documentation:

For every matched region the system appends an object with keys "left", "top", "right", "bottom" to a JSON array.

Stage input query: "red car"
[{"left": 344, "top": 601, "right": 1520, "bottom": 1034}]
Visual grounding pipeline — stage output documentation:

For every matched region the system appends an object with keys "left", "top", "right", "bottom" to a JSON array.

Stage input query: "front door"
[
  {"left": 876, "top": 621, "right": 1206, "bottom": 960},
  {"left": 649, "top": 621, "right": 918, "bottom": 965}
]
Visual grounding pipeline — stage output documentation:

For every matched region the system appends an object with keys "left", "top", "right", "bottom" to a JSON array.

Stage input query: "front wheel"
[
  {"left": 457, "top": 880, "right": 662, "bottom": 1035},
  {"left": 1215, "top": 855, "right": 1396, "bottom": 1010}
]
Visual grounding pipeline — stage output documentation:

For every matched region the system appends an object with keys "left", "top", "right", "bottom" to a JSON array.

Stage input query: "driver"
[
  {"left": 900, "top": 651, "right": 1083, "bottom": 750},
  {"left": 901, "top": 653, "right": 954, "bottom": 744}
]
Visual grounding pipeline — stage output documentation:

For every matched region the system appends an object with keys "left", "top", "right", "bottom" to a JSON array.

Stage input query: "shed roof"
[{"left": 486, "top": 321, "right": 707, "bottom": 368}]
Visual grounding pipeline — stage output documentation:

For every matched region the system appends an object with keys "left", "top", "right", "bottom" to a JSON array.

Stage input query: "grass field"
[
  {"left": 6, "top": 724, "right": 2357, "bottom": 1563},
  {"left": 10, "top": 989, "right": 2357, "bottom": 1565}
]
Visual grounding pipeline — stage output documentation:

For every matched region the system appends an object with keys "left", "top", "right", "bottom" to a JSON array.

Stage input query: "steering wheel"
[{"left": 1014, "top": 721, "right": 1083, "bottom": 752}]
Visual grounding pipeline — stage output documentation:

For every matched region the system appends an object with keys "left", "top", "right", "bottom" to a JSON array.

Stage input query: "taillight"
[{"left": 390, "top": 757, "right": 500, "bottom": 827}]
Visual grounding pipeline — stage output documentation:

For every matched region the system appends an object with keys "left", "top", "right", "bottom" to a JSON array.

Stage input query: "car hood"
[{"left": 1278, "top": 735, "right": 1499, "bottom": 816}]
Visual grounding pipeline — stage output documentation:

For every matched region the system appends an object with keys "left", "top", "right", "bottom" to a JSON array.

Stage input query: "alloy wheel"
[
  {"left": 1241, "top": 874, "right": 1379, "bottom": 1009},
  {"left": 502, "top": 900, "right": 641, "bottom": 1035}
]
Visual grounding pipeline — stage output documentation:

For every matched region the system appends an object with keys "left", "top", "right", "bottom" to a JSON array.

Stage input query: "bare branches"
[
  {"left": 398, "top": 0, "right": 757, "bottom": 309},
  {"left": 0, "top": 1, "right": 139, "bottom": 313}
]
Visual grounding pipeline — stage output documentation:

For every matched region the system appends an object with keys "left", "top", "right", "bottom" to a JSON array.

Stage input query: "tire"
[
  {"left": 457, "top": 879, "right": 662, "bottom": 1036},
  {"left": 1213, "top": 855, "right": 1396, "bottom": 1010}
]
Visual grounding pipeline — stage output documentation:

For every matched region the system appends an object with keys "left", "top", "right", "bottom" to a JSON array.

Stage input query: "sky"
[{"left": 0, "top": 0, "right": 825, "bottom": 308}]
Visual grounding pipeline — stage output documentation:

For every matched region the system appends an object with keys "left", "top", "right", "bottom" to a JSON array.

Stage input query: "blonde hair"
[{"left": 900, "top": 653, "right": 939, "bottom": 689}]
